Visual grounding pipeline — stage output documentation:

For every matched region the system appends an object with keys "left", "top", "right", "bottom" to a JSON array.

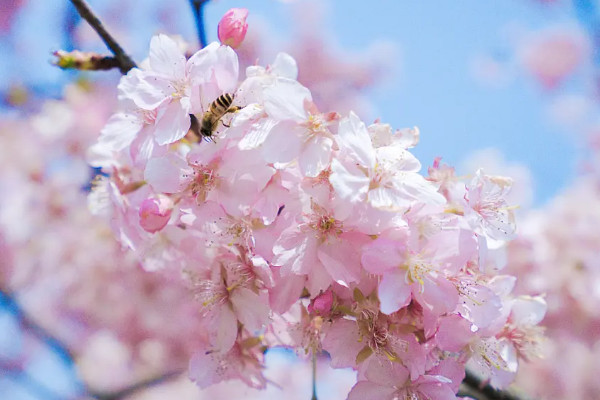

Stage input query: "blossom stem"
[
  {"left": 189, "top": 0, "right": 209, "bottom": 49},
  {"left": 311, "top": 351, "right": 318, "bottom": 400},
  {"left": 68, "top": 0, "right": 137, "bottom": 74},
  {"left": 458, "top": 370, "right": 530, "bottom": 400}
]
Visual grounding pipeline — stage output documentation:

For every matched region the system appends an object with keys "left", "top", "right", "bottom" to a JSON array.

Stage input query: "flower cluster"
[
  {"left": 0, "top": 83, "right": 208, "bottom": 394},
  {"left": 504, "top": 177, "right": 600, "bottom": 399},
  {"left": 90, "top": 34, "right": 545, "bottom": 396}
]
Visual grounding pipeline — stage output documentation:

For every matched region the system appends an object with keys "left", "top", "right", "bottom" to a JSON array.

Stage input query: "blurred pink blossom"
[{"left": 519, "top": 27, "right": 590, "bottom": 89}]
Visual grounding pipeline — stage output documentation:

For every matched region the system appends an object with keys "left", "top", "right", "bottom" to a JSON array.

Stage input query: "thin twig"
[
  {"left": 189, "top": 0, "right": 210, "bottom": 49},
  {"left": 68, "top": 0, "right": 137, "bottom": 74},
  {"left": 0, "top": 289, "right": 75, "bottom": 364},
  {"left": 88, "top": 370, "right": 184, "bottom": 400},
  {"left": 8, "top": 370, "right": 66, "bottom": 400},
  {"left": 458, "top": 370, "right": 533, "bottom": 400}
]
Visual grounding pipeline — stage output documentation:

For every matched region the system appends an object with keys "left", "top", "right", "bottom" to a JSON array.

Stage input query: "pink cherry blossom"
[
  {"left": 519, "top": 26, "right": 590, "bottom": 89},
  {"left": 139, "top": 194, "right": 174, "bottom": 233},
  {"left": 331, "top": 112, "right": 445, "bottom": 211},
  {"left": 218, "top": 8, "right": 249, "bottom": 49}
]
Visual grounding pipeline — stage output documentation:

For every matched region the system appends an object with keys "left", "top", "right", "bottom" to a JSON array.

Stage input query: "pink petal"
[
  {"left": 209, "top": 305, "right": 237, "bottom": 352},
  {"left": 231, "top": 288, "right": 270, "bottom": 333},
  {"left": 364, "top": 360, "right": 409, "bottom": 387},
  {"left": 415, "top": 275, "right": 458, "bottom": 316},
  {"left": 272, "top": 230, "right": 319, "bottom": 276},
  {"left": 144, "top": 154, "right": 191, "bottom": 193},
  {"left": 378, "top": 270, "right": 411, "bottom": 314},
  {"left": 348, "top": 381, "right": 396, "bottom": 400},
  {"left": 361, "top": 237, "right": 406, "bottom": 274},
  {"left": 317, "top": 233, "right": 365, "bottom": 286},
  {"left": 269, "top": 271, "right": 305, "bottom": 314},
  {"left": 436, "top": 314, "right": 474, "bottom": 352},
  {"left": 417, "top": 380, "right": 458, "bottom": 400},
  {"left": 322, "top": 319, "right": 362, "bottom": 368}
]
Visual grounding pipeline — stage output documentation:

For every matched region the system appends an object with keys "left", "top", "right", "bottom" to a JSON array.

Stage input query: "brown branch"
[
  {"left": 88, "top": 370, "right": 184, "bottom": 400},
  {"left": 68, "top": 0, "right": 137, "bottom": 74},
  {"left": 53, "top": 50, "right": 121, "bottom": 71},
  {"left": 458, "top": 370, "right": 534, "bottom": 400}
]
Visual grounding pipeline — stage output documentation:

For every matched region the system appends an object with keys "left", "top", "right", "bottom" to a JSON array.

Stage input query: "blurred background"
[{"left": 1, "top": 0, "right": 599, "bottom": 399}]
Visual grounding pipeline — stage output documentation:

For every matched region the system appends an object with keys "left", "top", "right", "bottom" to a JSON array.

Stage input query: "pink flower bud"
[
  {"left": 217, "top": 8, "right": 249, "bottom": 49},
  {"left": 308, "top": 290, "right": 334, "bottom": 316},
  {"left": 139, "top": 195, "right": 174, "bottom": 233}
]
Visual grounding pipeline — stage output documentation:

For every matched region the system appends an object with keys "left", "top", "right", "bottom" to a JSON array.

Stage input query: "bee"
[{"left": 190, "top": 93, "right": 241, "bottom": 141}]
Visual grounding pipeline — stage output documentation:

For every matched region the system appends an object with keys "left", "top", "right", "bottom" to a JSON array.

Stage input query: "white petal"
[
  {"left": 298, "top": 135, "right": 333, "bottom": 177},
  {"left": 188, "top": 42, "right": 239, "bottom": 92},
  {"left": 118, "top": 69, "right": 170, "bottom": 110},
  {"left": 153, "top": 100, "right": 190, "bottom": 145},
  {"left": 376, "top": 145, "right": 421, "bottom": 172},
  {"left": 99, "top": 113, "right": 142, "bottom": 151},
  {"left": 149, "top": 34, "right": 187, "bottom": 80},
  {"left": 330, "top": 158, "right": 369, "bottom": 202},
  {"left": 262, "top": 121, "right": 303, "bottom": 164},
  {"left": 238, "top": 116, "right": 278, "bottom": 150},
  {"left": 337, "top": 112, "right": 376, "bottom": 168},
  {"left": 510, "top": 296, "right": 546, "bottom": 326},
  {"left": 270, "top": 52, "right": 298, "bottom": 79},
  {"left": 263, "top": 78, "right": 311, "bottom": 122}
]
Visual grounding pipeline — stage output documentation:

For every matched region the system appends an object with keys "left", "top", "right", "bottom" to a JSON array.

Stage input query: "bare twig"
[
  {"left": 7, "top": 369, "right": 66, "bottom": 400},
  {"left": 458, "top": 370, "right": 533, "bottom": 400},
  {"left": 53, "top": 50, "right": 121, "bottom": 71},
  {"left": 0, "top": 289, "right": 75, "bottom": 363},
  {"left": 68, "top": 0, "right": 137, "bottom": 74},
  {"left": 189, "top": 0, "right": 210, "bottom": 49},
  {"left": 88, "top": 370, "right": 184, "bottom": 400}
]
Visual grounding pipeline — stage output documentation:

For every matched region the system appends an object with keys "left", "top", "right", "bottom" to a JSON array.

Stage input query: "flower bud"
[
  {"left": 139, "top": 194, "right": 174, "bottom": 233},
  {"left": 217, "top": 8, "right": 249, "bottom": 49},
  {"left": 308, "top": 290, "right": 334, "bottom": 316}
]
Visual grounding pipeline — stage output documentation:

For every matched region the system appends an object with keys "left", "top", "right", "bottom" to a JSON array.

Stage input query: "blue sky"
[{"left": 2, "top": 0, "right": 590, "bottom": 205}]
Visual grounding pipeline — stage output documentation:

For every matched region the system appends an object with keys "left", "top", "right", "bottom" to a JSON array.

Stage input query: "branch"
[
  {"left": 68, "top": 0, "right": 136, "bottom": 74},
  {"left": 458, "top": 370, "right": 533, "bottom": 400},
  {"left": 189, "top": 0, "right": 210, "bottom": 49},
  {"left": 88, "top": 370, "right": 184, "bottom": 400},
  {"left": 53, "top": 50, "right": 121, "bottom": 71},
  {"left": 0, "top": 289, "right": 75, "bottom": 363},
  {"left": 7, "top": 369, "right": 66, "bottom": 400}
]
